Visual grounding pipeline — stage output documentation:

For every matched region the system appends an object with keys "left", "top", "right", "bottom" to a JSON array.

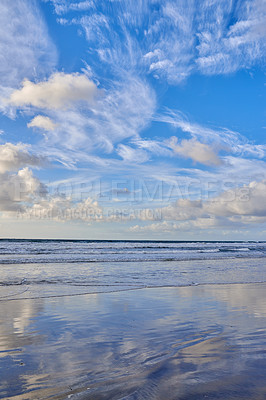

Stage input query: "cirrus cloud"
[{"left": 0, "top": 0, "right": 57, "bottom": 88}]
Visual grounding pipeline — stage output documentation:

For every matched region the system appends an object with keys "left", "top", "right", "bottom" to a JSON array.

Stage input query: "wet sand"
[{"left": 1, "top": 283, "right": 266, "bottom": 399}]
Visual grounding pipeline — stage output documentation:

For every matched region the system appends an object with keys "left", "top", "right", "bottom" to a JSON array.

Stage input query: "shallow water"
[
  {"left": 1, "top": 284, "right": 266, "bottom": 399},
  {"left": 1, "top": 240, "right": 266, "bottom": 399},
  {"left": 0, "top": 240, "right": 266, "bottom": 300},
  {"left": 1, "top": 257, "right": 266, "bottom": 300}
]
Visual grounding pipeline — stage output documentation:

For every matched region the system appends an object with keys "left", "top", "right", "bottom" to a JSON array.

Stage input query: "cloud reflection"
[{"left": 1, "top": 285, "right": 266, "bottom": 399}]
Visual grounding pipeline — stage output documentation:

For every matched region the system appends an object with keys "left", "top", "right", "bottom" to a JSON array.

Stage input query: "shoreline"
[{"left": 1, "top": 279, "right": 266, "bottom": 302}]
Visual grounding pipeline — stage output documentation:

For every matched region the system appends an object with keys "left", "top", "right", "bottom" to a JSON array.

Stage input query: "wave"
[
  {"left": 0, "top": 279, "right": 141, "bottom": 287},
  {"left": 1, "top": 240, "right": 265, "bottom": 303},
  {"left": 0, "top": 253, "right": 265, "bottom": 264},
  {"left": 0, "top": 240, "right": 265, "bottom": 264}
]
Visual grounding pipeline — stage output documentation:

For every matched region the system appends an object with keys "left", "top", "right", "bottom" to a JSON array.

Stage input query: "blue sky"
[{"left": 0, "top": 0, "right": 265, "bottom": 239}]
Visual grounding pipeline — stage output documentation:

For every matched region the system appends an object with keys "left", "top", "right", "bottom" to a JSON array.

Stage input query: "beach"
[
  {"left": 1, "top": 283, "right": 266, "bottom": 399},
  {"left": 1, "top": 0, "right": 266, "bottom": 397},
  {"left": 0, "top": 240, "right": 266, "bottom": 399}
]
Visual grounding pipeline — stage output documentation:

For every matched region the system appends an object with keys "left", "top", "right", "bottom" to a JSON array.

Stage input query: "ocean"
[
  {"left": 1, "top": 240, "right": 266, "bottom": 399},
  {"left": 0, "top": 239, "right": 266, "bottom": 300}
]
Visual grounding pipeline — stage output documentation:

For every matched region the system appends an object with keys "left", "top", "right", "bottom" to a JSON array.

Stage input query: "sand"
[{"left": 1, "top": 283, "right": 266, "bottom": 399}]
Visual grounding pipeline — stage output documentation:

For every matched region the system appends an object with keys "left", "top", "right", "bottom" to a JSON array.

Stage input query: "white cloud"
[
  {"left": 0, "top": 143, "right": 47, "bottom": 213},
  {"left": 134, "top": 139, "right": 172, "bottom": 157},
  {"left": 0, "top": 145, "right": 102, "bottom": 218},
  {"left": 129, "top": 216, "right": 237, "bottom": 233},
  {"left": 144, "top": 1, "right": 195, "bottom": 83},
  {"left": 27, "top": 115, "right": 57, "bottom": 131},
  {"left": 6, "top": 72, "right": 155, "bottom": 170},
  {"left": 0, "top": 167, "right": 46, "bottom": 213},
  {"left": 196, "top": 0, "right": 266, "bottom": 75},
  {"left": 134, "top": 180, "right": 266, "bottom": 231},
  {"left": 8, "top": 72, "right": 97, "bottom": 110},
  {"left": 0, "top": 0, "right": 57, "bottom": 88},
  {"left": 206, "top": 180, "right": 266, "bottom": 218},
  {"left": 157, "top": 110, "right": 240, "bottom": 150},
  {"left": 0, "top": 149, "right": 102, "bottom": 218},
  {"left": 78, "top": 14, "right": 110, "bottom": 45},
  {"left": 0, "top": 143, "right": 45, "bottom": 173},
  {"left": 46, "top": 0, "right": 94, "bottom": 15},
  {"left": 130, "top": 221, "right": 176, "bottom": 233},
  {"left": 68, "top": 1, "right": 94, "bottom": 12},
  {"left": 168, "top": 136, "right": 222, "bottom": 166},
  {"left": 21, "top": 195, "right": 103, "bottom": 223},
  {"left": 32, "top": 77, "right": 156, "bottom": 165},
  {"left": 117, "top": 144, "right": 149, "bottom": 163},
  {"left": 25, "top": 2, "right": 264, "bottom": 175},
  {"left": 157, "top": 110, "right": 266, "bottom": 160},
  {"left": 61, "top": 0, "right": 266, "bottom": 82},
  {"left": 88, "top": 78, "right": 156, "bottom": 151}
]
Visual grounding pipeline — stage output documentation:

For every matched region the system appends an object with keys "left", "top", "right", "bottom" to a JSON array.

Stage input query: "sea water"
[
  {"left": 1, "top": 240, "right": 266, "bottom": 399},
  {"left": 0, "top": 239, "right": 265, "bottom": 300}
]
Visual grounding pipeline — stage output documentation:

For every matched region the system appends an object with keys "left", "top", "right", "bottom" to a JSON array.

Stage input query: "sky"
[{"left": 0, "top": 0, "right": 265, "bottom": 240}]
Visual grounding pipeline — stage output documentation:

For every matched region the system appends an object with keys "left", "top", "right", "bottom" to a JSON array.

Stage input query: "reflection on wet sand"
[
  {"left": 207, "top": 282, "right": 266, "bottom": 318},
  {"left": 1, "top": 284, "right": 266, "bottom": 399},
  {"left": 0, "top": 299, "right": 44, "bottom": 354}
]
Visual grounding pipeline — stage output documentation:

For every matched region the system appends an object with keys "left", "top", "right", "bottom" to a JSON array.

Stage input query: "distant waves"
[{"left": 0, "top": 240, "right": 265, "bottom": 264}]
